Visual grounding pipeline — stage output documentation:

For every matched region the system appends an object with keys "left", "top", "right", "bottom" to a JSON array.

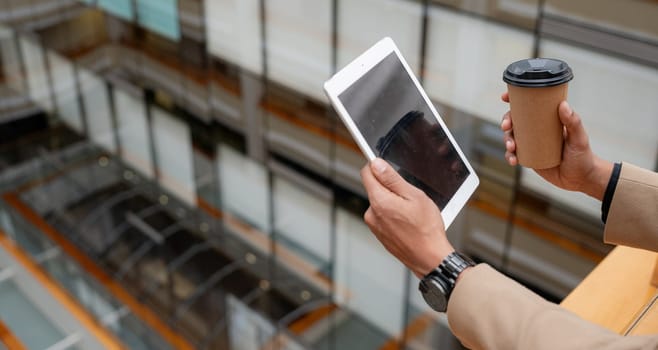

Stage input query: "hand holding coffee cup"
[
  {"left": 500, "top": 90, "right": 614, "bottom": 201},
  {"left": 502, "top": 58, "right": 573, "bottom": 169}
]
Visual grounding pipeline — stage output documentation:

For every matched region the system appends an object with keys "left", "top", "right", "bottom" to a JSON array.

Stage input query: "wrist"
[
  {"left": 414, "top": 242, "right": 454, "bottom": 278},
  {"left": 583, "top": 157, "right": 614, "bottom": 201}
]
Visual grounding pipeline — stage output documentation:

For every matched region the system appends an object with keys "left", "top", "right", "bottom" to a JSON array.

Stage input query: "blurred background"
[{"left": 0, "top": 0, "right": 656, "bottom": 349}]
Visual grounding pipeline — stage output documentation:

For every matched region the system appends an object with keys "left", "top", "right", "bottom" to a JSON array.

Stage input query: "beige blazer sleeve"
[
  {"left": 447, "top": 265, "right": 658, "bottom": 350},
  {"left": 604, "top": 163, "right": 658, "bottom": 252},
  {"left": 446, "top": 163, "right": 658, "bottom": 349}
]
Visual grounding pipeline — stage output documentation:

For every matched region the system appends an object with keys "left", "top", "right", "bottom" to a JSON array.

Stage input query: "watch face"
[{"left": 420, "top": 278, "right": 448, "bottom": 312}]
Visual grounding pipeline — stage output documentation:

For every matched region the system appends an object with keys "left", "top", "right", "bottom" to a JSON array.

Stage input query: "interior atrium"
[{"left": 0, "top": 0, "right": 656, "bottom": 349}]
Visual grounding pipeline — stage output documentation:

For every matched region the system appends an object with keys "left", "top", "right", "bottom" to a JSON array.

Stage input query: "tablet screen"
[{"left": 338, "top": 52, "right": 469, "bottom": 209}]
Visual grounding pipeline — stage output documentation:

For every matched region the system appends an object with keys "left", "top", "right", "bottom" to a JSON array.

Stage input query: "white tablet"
[{"left": 324, "top": 37, "right": 479, "bottom": 228}]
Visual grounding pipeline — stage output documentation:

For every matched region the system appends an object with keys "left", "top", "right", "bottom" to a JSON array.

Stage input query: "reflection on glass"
[
  {"left": 338, "top": 53, "right": 468, "bottom": 209},
  {"left": 506, "top": 225, "right": 596, "bottom": 299},
  {"left": 136, "top": 0, "right": 181, "bottom": 41},
  {"left": 424, "top": 6, "right": 533, "bottom": 124},
  {"left": 78, "top": 69, "right": 116, "bottom": 152},
  {"left": 334, "top": 208, "right": 405, "bottom": 337},
  {"left": 273, "top": 175, "right": 331, "bottom": 272},
  {"left": 218, "top": 144, "right": 270, "bottom": 232},
  {"left": 338, "top": 0, "right": 423, "bottom": 74},
  {"left": 265, "top": 0, "right": 331, "bottom": 101},
  {"left": 48, "top": 51, "right": 84, "bottom": 133},
  {"left": 114, "top": 89, "right": 154, "bottom": 179},
  {"left": 377, "top": 110, "right": 467, "bottom": 209},
  {"left": 205, "top": 0, "right": 262, "bottom": 75},
  {"left": 18, "top": 37, "right": 54, "bottom": 112},
  {"left": 152, "top": 107, "right": 197, "bottom": 205}
]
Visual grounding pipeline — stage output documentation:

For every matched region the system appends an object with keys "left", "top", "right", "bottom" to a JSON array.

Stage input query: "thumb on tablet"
[{"left": 370, "top": 158, "right": 416, "bottom": 199}]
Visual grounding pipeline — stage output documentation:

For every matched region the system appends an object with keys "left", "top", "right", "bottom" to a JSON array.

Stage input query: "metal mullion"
[
  {"left": 106, "top": 83, "right": 122, "bottom": 159},
  {"left": 38, "top": 35, "right": 57, "bottom": 124},
  {"left": 325, "top": 1, "right": 339, "bottom": 350},
  {"left": 33, "top": 246, "right": 61, "bottom": 264},
  {"left": 98, "top": 204, "right": 161, "bottom": 257}
]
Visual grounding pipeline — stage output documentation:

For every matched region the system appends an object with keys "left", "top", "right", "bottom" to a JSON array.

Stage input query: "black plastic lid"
[{"left": 503, "top": 58, "right": 573, "bottom": 87}]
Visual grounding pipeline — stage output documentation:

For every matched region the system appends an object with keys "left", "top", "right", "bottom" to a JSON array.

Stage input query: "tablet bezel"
[{"left": 323, "top": 37, "right": 479, "bottom": 229}]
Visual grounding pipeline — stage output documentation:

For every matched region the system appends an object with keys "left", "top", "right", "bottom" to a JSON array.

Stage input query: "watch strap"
[
  {"left": 436, "top": 251, "right": 476, "bottom": 288},
  {"left": 420, "top": 251, "right": 475, "bottom": 310}
]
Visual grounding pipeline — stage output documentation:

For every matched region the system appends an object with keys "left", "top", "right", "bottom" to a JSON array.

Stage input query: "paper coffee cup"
[{"left": 503, "top": 58, "right": 573, "bottom": 169}]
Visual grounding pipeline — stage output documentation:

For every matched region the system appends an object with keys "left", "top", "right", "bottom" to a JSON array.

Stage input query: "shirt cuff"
[{"left": 601, "top": 162, "right": 622, "bottom": 223}]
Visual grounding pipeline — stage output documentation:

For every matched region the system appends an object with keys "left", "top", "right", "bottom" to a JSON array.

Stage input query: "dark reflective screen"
[{"left": 339, "top": 52, "right": 469, "bottom": 209}]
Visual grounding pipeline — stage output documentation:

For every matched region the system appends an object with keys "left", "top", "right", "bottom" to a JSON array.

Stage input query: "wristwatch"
[{"left": 419, "top": 251, "right": 476, "bottom": 312}]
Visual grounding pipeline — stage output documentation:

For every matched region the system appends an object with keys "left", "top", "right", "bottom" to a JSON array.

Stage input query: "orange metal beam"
[
  {"left": 288, "top": 304, "right": 338, "bottom": 335},
  {"left": 0, "top": 318, "right": 28, "bottom": 350},
  {"left": 379, "top": 313, "right": 435, "bottom": 350},
  {"left": 3, "top": 192, "right": 195, "bottom": 350},
  {"left": 0, "top": 229, "right": 125, "bottom": 349}
]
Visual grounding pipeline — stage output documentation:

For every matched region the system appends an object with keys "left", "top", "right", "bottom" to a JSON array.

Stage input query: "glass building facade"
[{"left": 0, "top": 0, "right": 656, "bottom": 349}]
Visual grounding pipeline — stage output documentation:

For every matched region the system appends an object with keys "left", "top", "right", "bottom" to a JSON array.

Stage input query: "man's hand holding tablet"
[{"left": 323, "top": 37, "right": 479, "bottom": 229}]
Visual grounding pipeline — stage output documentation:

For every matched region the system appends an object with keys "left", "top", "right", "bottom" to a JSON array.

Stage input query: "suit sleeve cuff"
[{"left": 601, "top": 162, "right": 622, "bottom": 223}]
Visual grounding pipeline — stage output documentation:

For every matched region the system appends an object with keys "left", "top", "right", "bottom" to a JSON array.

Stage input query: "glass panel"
[
  {"left": 405, "top": 283, "right": 464, "bottom": 349},
  {"left": 334, "top": 208, "right": 405, "bottom": 337},
  {"left": 431, "top": 0, "right": 540, "bottom": 29},
  {"left": 218, "top": 144, "right": 270, "bottom": 233},
  {"left": 457, "top": 117, "right": 515, "bottom": 267},
  {"left": 544, "top": 0, "right": 658, "bottom": 41},
  {"left": 41, "top": 255, "right": 118, "bottom": 318},
  {"left": 272, "top": 175, "right": 331, "bottom": 272},
  {"left": 112, "top": 313, "right": 173, "bottom": 350},
  {"left": 264, "top": 102, "right": 332, "bottom": 176},
  {"left": 114, "top": 89, "right": 154, "bottom": 179},
  {"left": 209, "top": 63, "right": 243, "bottom": 125},
  {"left": 98, "top": 0, "right": 134, "bottom": 21},
  {"left": 78, "top": 68, "right": 116, "bottom": 152},
  {"left": 424, "top": 6, "right": 533, "bottom": 124},
  {"left": 204, "top": 0, "right": 263, "bottom": 75},
  {"left": 0, "top": 280, "right": 65, "bottom": 349},
  {"left": 136, "top": 0, "right": 181, "bottom": 41},
  {"left": 227, "top": 294, "right": 305, "bottom": 350},
  {"left": 152, "top": 107, "right": 197, "bottom": 205},
  {"left": 338, "top": 0, "right": 423, "bottom": 75},
  {"left": 265, "top": 0, "right": 331, "bottom": 102},
  {"left": 48, "top": 50, "right": 84, "bottom": 133},
  {"left": 18, "top": 36, "right": 54, "bottom": 112},
  {"left": 0, "top": 205, "right": 54, "bottom": 257},
  {"left": 506, "top": 225, "right": 597, "bottom": 299}
]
